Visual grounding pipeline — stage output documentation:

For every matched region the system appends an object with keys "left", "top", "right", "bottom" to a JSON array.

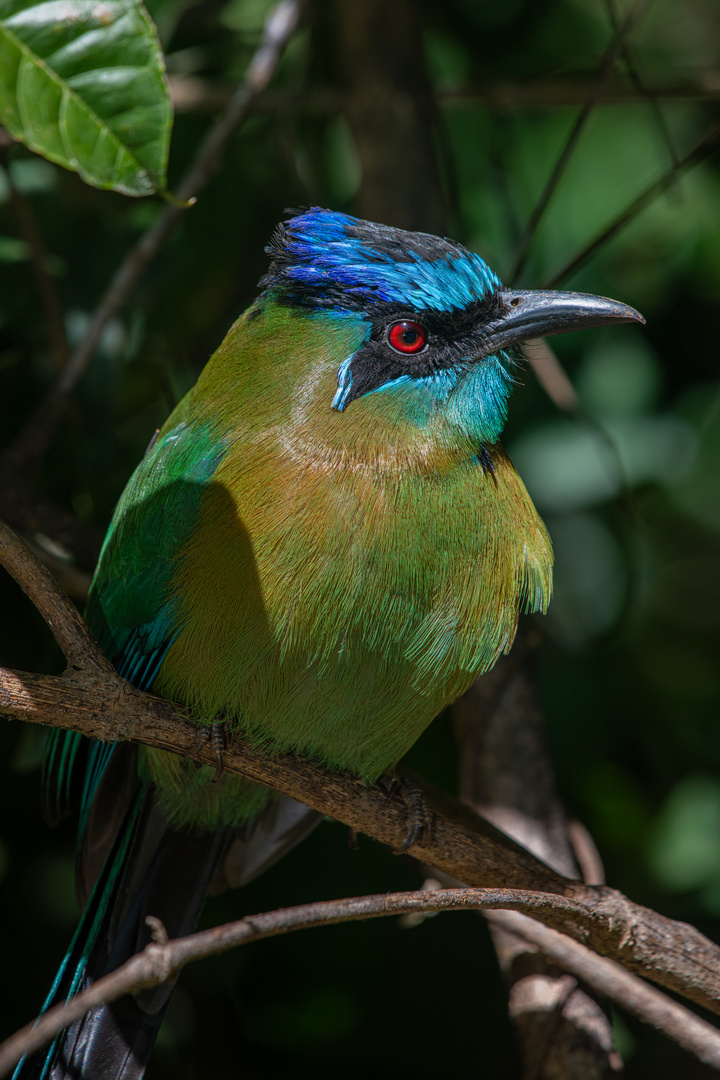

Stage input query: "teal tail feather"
[
  {"left": 17, "top": 736, "right": 320, "bottom": 1080},
  {"left": 14, "top": 773, "right": 229, "bottom": 1080}
]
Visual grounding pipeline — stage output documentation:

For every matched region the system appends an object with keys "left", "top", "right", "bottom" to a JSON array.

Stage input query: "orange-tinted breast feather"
[{"left": 154, "top": 306, "right": 552, "bottom": 795}]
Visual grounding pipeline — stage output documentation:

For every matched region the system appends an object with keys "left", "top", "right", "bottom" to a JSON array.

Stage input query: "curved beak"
[{"left": 479, "top": 289, "right": 645, "bottom": 356}]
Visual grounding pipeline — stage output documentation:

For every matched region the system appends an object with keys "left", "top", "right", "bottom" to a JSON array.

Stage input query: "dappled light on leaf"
[{"left": 0, "top": 0, "right": 171, "bottom": 194}]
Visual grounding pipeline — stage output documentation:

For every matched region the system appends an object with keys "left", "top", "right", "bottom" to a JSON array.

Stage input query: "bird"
[{"left": 16, "top": 208, "right": 643, "bottom": 1079}]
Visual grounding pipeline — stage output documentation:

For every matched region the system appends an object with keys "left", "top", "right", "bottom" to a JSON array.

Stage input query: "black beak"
[{"left": 478, "top": 289, "right": 645, "bottom": 356}]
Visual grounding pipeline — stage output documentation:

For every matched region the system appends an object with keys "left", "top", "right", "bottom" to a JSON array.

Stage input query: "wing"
[
  {"left": 43, "top": 420, "right": 225, "bottom": 851},
  {"left": 86, "top": 420, "right": 225, "bottom": 685}
]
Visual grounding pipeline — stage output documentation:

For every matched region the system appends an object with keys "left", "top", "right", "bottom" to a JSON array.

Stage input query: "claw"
[
  {"left": 398, "top": 783, "right": 431, "bottom": 852},
  {"left": 193, "top": 725, "right": 209, "bottom": 761},
  {"left": 379, "top": 774, "right": 432, "bottom": 853},
  {"left": 195, "top": 721, "right": 229, "bottom": 781},
  {"left": 210, "top": 722, "right": 226, "bottom": 782}
]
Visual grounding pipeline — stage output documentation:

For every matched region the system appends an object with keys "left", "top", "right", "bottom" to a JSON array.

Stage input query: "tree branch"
[
  {"left": 2, "top": 521, "right": 720, "bottom": 1022},
  {"left": 0, "top": 520, "right": 109, "bottom": 672},
  {"left": 167, "top": 78, "right": 720, "bottom": 117},
  {"left": 525, "top": 338, "right": 580, "bottom": 413},
  {"left": 487, "top": 909, "right": 720, "bottom": 1071},
  {"left": 1, "top": 160, "right": 70, "bottom": 373},
  {"left": 508, "top": 0, "right": 652, "bottom": 284},
  {"left": 3, "top": 887, "right": 720, "bottom": 1077},
  {"left": 0, "top": 886, "right": 682, "bottom": 1075},
  {"left": 332, "top": 0, "right": 445, "bottom": 233},
  {"left": 544, "top": 121, "right": 720, "bottom": 288},
  {"left": 455, "top": 626, "right": 619, "bottom": 1077}
]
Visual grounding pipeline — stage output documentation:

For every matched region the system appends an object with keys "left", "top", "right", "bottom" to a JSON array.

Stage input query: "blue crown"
[{"left": 261, "top": 208, "right": 502, "bottom": 314}]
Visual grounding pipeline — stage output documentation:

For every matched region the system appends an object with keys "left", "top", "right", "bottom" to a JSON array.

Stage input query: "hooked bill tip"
[{"left": 476, "top": 288, "right": 646, "bottom": 358}]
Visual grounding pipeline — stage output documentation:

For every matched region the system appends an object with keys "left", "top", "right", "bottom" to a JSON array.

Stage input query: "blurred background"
[{"left": 0, "top": 0, "right": 719, "bottom": 1075}]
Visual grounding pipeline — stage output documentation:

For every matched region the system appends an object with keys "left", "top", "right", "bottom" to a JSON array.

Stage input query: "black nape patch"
[
  {"left": 340, "top": 220, "right": 465, "bottom": 266},
  {"left": 272, "top": 206, "right": 466, "bottom": 267},
  {"left": 477, "top": 445, "right": 497, "bottom": 479}
]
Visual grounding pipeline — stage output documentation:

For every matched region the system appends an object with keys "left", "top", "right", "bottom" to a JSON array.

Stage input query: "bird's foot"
[
  {"left": 196, "top": 721, "right": 231, "bottom": 782},
  {"left": 378, "top": 774, "right": 432, "bottom": 853}
]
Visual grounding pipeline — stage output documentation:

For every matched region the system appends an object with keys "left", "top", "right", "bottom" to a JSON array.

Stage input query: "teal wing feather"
[
  {"left": 86, "top": 420, "right": 225, "bottom": 687},
  {"left": 42, "top": 420, "right": 225, "bottom": 842}
]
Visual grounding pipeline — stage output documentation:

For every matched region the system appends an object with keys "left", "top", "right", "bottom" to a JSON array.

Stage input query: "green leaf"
[{"left": 0, "top": 0, "right": 171, "bottom": 195}]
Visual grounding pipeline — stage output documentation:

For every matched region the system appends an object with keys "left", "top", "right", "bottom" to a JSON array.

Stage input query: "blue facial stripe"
[
  {"left": 368, "top": 369, "right": 459, "bottom": 401},
  {"left": 332, "top": 353, "right": 355, "bottom": 411}
]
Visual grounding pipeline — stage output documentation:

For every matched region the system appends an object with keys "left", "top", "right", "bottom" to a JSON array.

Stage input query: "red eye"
[{"left": 387, "top": 320, "right": 428, "bottom": 354}]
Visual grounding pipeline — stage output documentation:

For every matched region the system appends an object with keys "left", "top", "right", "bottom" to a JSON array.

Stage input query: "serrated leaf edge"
[{"left": 0, "top": 3, "right": 169, "bottom": 195}]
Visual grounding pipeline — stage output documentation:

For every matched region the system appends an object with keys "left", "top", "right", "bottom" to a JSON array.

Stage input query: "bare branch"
[
  {"left": 0, "top": 0, "right": 301, "bottom": 480},
  {"left": 488, "top": 910, "right": 720, "bottom": 1071},
  {"left": 1, "top": 160, "right": 70, "bottom": 372},
  {"left": 4, "top": 660, "right": 720, "bottom": 1017},
  {"left": 453, "top": 622, "right": 720, "bottom": 1073},
  {"left": 332, "top": 0, "right": 445, "bottom": 233},
  {"left": 22, "top": 535, "right": 93, "bottom": 604},
  {"left": 4, "top": 524, "right": 720, "bottom": 1023},
  {"left": 567, "top": 819, "right": 606, "bottom": 887},
  {"left": 0, "top": 519, "right": 109, "bottom": 672},
  {"left": 525, "top": 338, "right": 580, "bottom": 413},
  {"left": 0, "top": 886, "right": 663, "bottom": 1077},
  {"left": 0, "top": 486, "right": 104, "bottom": 572},
  {"left": 604, "top": 0, "right": 681, "bottom": 177},
  {"left": 3, "top": 888, "right": 720, "bottom": 1077},
  {"left": 544, "top": 122, "right": 720, "bottom": 288},
  {"left": 455, "top": 629, "right": 618, "bottom": 1076},
  {"left": 167, "top": 77, "right": 720, "bottom": 117},
  {"left": 508, "top": 0, "right": 652, "bottom": 284},
  {"left": 439, "top": 75, "right": 720, "bottom": 108}
]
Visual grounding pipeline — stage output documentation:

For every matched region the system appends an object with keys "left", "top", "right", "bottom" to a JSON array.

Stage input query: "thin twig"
[
  {"left": 168, "top": 78, "right": 720, "bottom": 116},
  {"left": 0, "top": 887, "right": 647, "bottom": 1076},
  {"left": 487, "top": 911, "right": 720, "bottom": 1071},
  {"left": 0, "top": 519, "right": 108, "bottom": 672},
  {"left": 543, "top": 121, "right": 720, "bottom": 287},
  {"left": 2, "top": 888, "right": 720, "bottom": 1076},
  {"left": 0, "top": 0, "right": 300, "bottom": 479},
  {"left": 439, "top": 78, "right": 720, "bottom": 108},
  {"left": 508, "top": 0, "right": 652, "bottom": 285},
  {"left": 1, "top": 161, "right": 70, "bottom": 372},
  {"left": 454, "top": 629, "right": 619, "bottom": 1075},
  {"left": 604, "top": 0, "right": 681, "bottom": 176},
  {"left": 455, "top": 616, "right": 617, "bottom": 1075},
  {"left": 525, "top": 338, "right": 579, "bottom": 413},
  {"left": 488, "top": 909, "right": 720, "bottom": 1070},
  {"left": 22, "top": 536, "right": 93, "bottom": 604},
  {"left": 567, "top": 819, "right": 606, "bottom": 887},
  {"left": 422, "top": 869, "right": 720, "bottom": 1072}
]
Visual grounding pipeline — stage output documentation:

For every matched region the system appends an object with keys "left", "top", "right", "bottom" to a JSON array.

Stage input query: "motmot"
[{"left": 17, "top": 208, "right": 643, "bottom": 1079}]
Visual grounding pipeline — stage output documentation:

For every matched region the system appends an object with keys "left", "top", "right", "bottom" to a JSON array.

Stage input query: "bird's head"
[{"left": 259, "top": 208, "right": 644, "bottom": 445}]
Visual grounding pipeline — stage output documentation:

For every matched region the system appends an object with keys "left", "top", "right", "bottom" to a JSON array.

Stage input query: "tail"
[
  {"left": 16, "top": 741, "right": 320, "bottom": 1080},
  {"left": 16, "top": 780, "right": 227, "bottom": 1080}
]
